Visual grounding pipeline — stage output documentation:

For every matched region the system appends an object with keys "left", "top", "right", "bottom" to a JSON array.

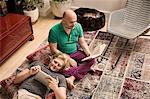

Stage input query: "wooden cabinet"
[{"left": 0, "top": 13, "right": 34, "bottom": 64}]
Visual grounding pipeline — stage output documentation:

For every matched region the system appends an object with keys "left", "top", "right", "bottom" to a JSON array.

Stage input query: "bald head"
[
  {"left": 63, "top": 9, "right": 77, "bottom": 19},
  {"left": 62, "top": 9, "right": 77, "bottom": 29}
]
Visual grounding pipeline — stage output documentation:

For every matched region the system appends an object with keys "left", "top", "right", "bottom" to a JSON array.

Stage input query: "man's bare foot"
[{"left": 66, "top": 76, "right": 75, "bottom": 90}]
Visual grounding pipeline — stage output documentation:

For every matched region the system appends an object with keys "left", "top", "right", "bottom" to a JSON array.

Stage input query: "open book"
[
  {"left": 34, "top": 70, "right": 51, "bottom": 87},
  {"left": 81, "top": 43, "right": 107, "bottom": 61}
]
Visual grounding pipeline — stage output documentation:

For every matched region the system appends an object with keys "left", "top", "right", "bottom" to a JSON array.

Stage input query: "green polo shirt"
[{"left": 48, "top": 22, "right": 83, "bottom": 54}]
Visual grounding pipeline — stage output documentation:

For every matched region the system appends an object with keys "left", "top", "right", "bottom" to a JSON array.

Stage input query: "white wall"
[{"left": 72, "top": 0, "right": 127, "bottom": 12}]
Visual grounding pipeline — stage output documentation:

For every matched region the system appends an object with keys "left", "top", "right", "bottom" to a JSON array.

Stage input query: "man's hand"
[
  {"left": 81, "top": 55, "right": 93, "bottom": 61},
  {"left": 79, "top": 37, "right": 91, "bottom": 57},
  {"left": 29, "top": 66, "right": 41, "bottom": 76}
]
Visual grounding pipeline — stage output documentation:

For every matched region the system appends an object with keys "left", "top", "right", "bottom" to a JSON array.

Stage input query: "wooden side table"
[{"left": 0, "top": 13, "right": 34, "bottom": 64}]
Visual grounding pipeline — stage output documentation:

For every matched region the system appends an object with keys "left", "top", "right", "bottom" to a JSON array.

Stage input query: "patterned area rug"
[
  {"left": 0, "top": 31, "right": 150, "bottom": 99},
  {"left": 91, "top": 32, "right": 150, "bottom": 99}
]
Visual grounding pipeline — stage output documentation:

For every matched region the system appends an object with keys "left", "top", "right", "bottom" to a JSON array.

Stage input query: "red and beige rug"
[
  {"left": 0, "top": 31, "right": 150, "bottom": 99},
  {"left": 91, "top": 32, "right": 150, "bottom": 99}
]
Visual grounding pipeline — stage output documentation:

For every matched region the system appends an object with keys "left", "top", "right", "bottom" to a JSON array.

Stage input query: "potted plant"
[
  {"left": 22, "top": 0, "right": 44, "bottom": 23},
  {"left": 50, "top": 0, "right": 72, "bottom": 18},
  {"left": 0, "top": 0, "right": 8, "bottom": 16}
]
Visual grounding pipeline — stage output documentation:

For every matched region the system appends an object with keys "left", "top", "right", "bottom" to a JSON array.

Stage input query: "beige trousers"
[{"left": 13, "top": 89, "right": 42, "bottom": 99}]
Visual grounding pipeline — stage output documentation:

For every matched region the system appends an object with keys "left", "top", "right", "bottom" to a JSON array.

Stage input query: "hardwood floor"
[{"left": 0, "top": 16, "right": 61, "bottom": 81}]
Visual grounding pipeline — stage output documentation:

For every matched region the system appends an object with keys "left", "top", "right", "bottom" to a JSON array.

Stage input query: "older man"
[{"left": 48, "top": 9, "right": 95, "bottom": 89}]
